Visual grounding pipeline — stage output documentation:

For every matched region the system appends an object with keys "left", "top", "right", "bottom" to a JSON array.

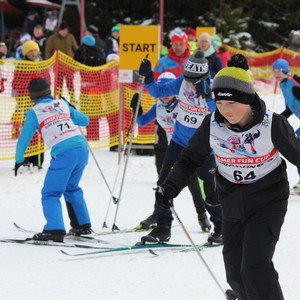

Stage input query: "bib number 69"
[{"left": 184, "top": 115, "right": 197, "bottom": 124}]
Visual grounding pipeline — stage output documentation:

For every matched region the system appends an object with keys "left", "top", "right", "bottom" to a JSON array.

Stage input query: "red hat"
[
  {"left": 171, "top": 31, "right": 189, "bottom": 46},
  {"left": 185, "top": 28, "right": 196, "bottom": 37},
  {"left": 59, "top": 21, "right": 68, "bottom": 30}
]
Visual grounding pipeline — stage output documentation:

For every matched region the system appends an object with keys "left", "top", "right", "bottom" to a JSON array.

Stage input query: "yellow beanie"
[{"left": 22, "top": 40, "right": 40, "bottom": 56}]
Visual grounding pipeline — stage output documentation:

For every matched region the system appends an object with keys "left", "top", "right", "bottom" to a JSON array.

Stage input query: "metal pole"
[
  {"left": 160, "top": 0, "right": 164, "bottom": 44},
  {"left": 170, "top": 206, "right": 226, "bottom": 298}
]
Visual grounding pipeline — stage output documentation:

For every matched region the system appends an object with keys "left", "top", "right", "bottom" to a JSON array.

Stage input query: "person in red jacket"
[{"left": 153, "top": 31, "right": 190, "bottom": 79}]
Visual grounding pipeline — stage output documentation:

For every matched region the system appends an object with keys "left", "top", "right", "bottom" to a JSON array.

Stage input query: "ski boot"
[
  {"left": 293, "top": 179, "right": 300, "bottom": 195},
  {"left": 32, "top": 230, "right": 66, "bottom": 242},
  {"left": 225, "top": 289, "right": 239, "bottom": 300},
  {"left": 198, "top": 212, "right": 211, "bottom": 232},
  {"left": 68, "top": 224, "right": 92, "bottom": 236},
  {"left": 207, "top": 231, "right": 223, "bottom": 245},
  {"left": 141, "top": 224, "right": 171, "bottom": 243},
  {"left": 135, "top": 213, "right": 157, "bottom": 230}
]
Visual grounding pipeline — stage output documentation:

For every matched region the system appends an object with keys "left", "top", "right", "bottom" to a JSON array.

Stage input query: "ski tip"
[
  {"left": 13, "top": 222, "right": 20, "bottom": 229},
  {"left": 148, "top": 249, "right": 159, "bottom": 256},
  {"left": 60, "top": 250, "right": 71, "bottom": 256}
]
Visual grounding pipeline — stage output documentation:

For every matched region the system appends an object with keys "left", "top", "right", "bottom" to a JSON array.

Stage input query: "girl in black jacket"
[{"left": 156, "top": 55, "right": 300, "bottom": 300}]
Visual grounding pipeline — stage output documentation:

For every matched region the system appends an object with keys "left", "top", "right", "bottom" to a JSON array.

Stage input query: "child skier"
[
  {"left": 154, "top": 54, "right": 300, "bottom": 299},
  {"left": 138, "top": 50, "right": 223, "bottom": 244},
  {"left": 14, "top": 76, "right": 92, "bottom": 242},
  {"left": 272, "top": 58, "right": 300, "bottom": 194},
  {"left": 131, "top": 72, "right": 211, "bottom": 232}
]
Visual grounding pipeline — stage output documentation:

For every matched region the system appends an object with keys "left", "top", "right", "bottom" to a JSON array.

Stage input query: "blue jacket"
[{"left": 145, "top": 75, "right": 216, "bottom": 147}]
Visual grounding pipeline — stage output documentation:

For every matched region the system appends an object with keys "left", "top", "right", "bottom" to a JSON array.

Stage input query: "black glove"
[
  {"left": 139, "top": 58, "right": 152, "bottom": 77},
  {"left": 292, "top": 86, "right": 300, "bottom": 101},
  {"left": 194, "top": 79, "right": 211, "bottom": 98},
  {"left": 138, "top": 58, "right": 154, "bottom": 84},
  {"left": 14, "top": 159, "right": 30, "bottom": 176},
  {"left": 155, "top": 184, "right": 178, "bottom": 209},
  {"left": 130, "top": 93, "right": 143, "bottom": 116}
]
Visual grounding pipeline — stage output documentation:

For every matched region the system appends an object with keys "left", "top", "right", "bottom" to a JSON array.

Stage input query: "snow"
[{"left": 0, "top": 94, "right": 299, "bottom": 300}]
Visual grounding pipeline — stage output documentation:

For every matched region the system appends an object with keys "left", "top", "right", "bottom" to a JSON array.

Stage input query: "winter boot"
[
  {"left": 293, "top": 179, "right": 300, "bottom": 195},
  {"left": 207, "top": 222, "right": 223, "bottom": 244},
  {"left": 225, "top": 289, "right": 239, "bottom": 300},
  {"left": 32, "top": 230, "right": 66, "bottom": 242},
  {"left": 198, "top": 212, "right": 211, "bottom": 232},
  {"left": 68, "top": 224, "right": 92, "bottom": 236},
  {"left": 137, "top": 213, "right": 157, "bottom": 230},
  {"left": 141, "top": 224, "right": 171, "bottom": 243},
  {"left": 207, "top": 231, "right": 223, "bottom": 244}
]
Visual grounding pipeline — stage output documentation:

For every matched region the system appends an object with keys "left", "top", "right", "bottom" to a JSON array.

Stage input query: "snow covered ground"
[{"left": 0, "top": 94, "right": 299, "bottom": 300}]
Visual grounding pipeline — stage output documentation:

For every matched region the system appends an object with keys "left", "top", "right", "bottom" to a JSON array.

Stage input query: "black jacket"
[{"left": 165, "top": 94, "right": 300, "bottom": 221}]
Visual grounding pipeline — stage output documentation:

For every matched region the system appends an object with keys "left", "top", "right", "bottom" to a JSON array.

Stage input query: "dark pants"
[
  {"left": 154, "top": 123, "right": 168, "bottom": 175},
  {"left": 223, "top": 213, "right": 285, "bottom": 300},
  {"left": 155, "top": 140, "right": 220, "bottom": 227}
]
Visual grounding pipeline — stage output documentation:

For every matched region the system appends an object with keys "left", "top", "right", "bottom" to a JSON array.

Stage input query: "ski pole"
[
  {"left": 85, "top": 136, "right": 118, "bottom": 203},
  {"left": 111, "top": 56, "right": 148, "bottom": 230},
  {"left": 102, "top": 161, "right": 122, "bottom": 228},
  {"left": 76, "top": 121, "right": 118, "bottom": 204},
  {"left": 170, "top": 205, "right": 226, "bottom": 298}
]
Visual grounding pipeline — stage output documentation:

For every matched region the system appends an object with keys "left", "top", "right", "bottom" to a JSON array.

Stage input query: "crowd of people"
[
  {"left": 2, "top": 9, "right": 120, "bottom": 63},
  {"left": 4, "top": 13, "right": 300, "bottom": 299}
]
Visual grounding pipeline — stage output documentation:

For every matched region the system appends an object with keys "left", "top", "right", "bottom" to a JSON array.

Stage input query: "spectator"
[
  {"left": 73, "top": 34, "right": 107, "bottom": 140},
  {"left": 185, "top": 27, "right": 197, "bottom": 54},
  {"left": 85, "top": 24, "right": 107, "bottom": 58},
  {"left": 12, "top": 40, "right": 50, "bottom": 169},
  {"left": 45, "top": 21, "right": 78, "bottom": 103},
  {"left": 197, "top": 32, "right": 223, "bottom": 78},
  {"left": 105, "top": 25, "right": 120, "bottom": 55},
  {"left": 74, "top": 35, "right": 106, "bottom": 66},
  {"left": 15, "top": 33, "right": 31, "bottom": 60},
  {"left": 32, "top": 24, "right": 47, "bottom": 58},
  {"left": 153, "top": 31, "right": 190, "bottom": 79},
  {"left": 44, "top": 9, "right": 59, "bottom": 37},
  {"left": 211, "top": 34, "right": 230, "bottom": 67},
  {"left": 0, "top": 41, "right": 11, "bottom": 59},
  {"left": 45, "top": 21, "right": 78, "bottom": 59},
  {"left": 23, "top": 10, "right": 41, "bottom": 36}
]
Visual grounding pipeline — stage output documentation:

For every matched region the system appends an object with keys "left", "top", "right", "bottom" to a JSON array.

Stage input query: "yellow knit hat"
[{"left": 22, "top": 40, "right": 40, "bottom": 56}]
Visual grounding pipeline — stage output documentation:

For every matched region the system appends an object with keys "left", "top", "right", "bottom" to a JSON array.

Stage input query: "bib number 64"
[{"left": 233, "top": 170, "right": 256, "bottom": 181}]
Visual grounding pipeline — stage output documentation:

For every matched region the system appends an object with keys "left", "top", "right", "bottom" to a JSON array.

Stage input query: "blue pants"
[{"left": 41, "top": 147, "right": 91, "bottom": 231}]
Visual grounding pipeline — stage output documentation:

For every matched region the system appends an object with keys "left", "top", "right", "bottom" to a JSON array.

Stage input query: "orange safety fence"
[
  {"left": 0, "top": 51, "right": 156, "bottom": 160},
  {"left": 1, "top": 47, "right": 299, "bottom": 160},
  {"left": 227, "top": 46, "right": 300, "bottom": 95}
]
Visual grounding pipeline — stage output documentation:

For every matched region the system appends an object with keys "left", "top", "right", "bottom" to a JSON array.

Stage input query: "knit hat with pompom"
[
  {"left": 28, "top": 75, "right": 51, "bottom": 100},
  {"left": 212, "top": 54, "right": 255, "bottom": 104}
]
